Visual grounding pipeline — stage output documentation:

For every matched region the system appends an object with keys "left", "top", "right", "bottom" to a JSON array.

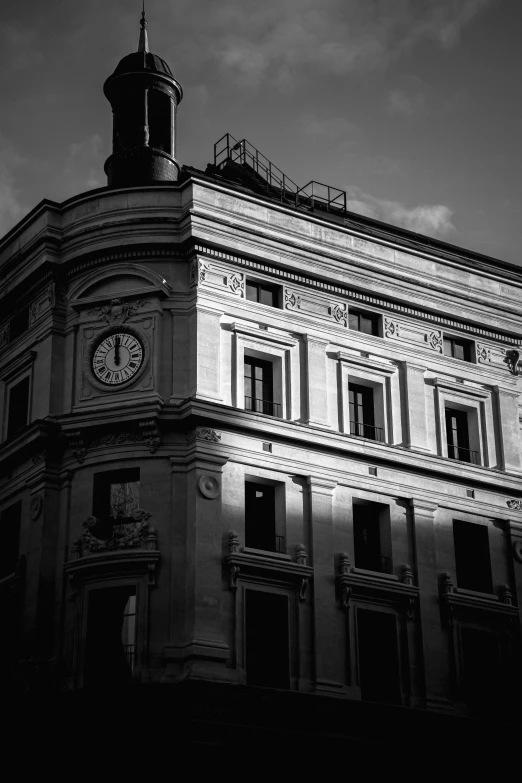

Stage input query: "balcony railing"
[
  {"left": 245, "top": 396, "right": 281, "bottom": 417},
  {"left": 350, "top": 420, "right": 384, "bottom": 442},
  {"left": 447, "top": 444, "right": 480, "bottom": 465}
]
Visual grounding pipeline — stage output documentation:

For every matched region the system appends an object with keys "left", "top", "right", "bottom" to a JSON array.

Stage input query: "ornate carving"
[
  {"left": 401, "top": 564, "right": 414, "bottom": 586},
  {"left": 190, "top": 259, "right": 199, "bottom": 287},
  {"left": 89, "top": 298, "right": 149, "bottom": 327},
  {"left": 507, "top": 499, "right": 522, "bottom": 511},
  {"left": 284, "top": 290, "right": 301, "bottom": 310},
  {"left": 513, "top": 540, "right": 522, "bottom": 564},
  {"left": 80, "top": 509, "right": 153, "bottom": 554},
  {"left": 29, "top": 494, "right": 43, "bottom": 520},
  {"left": 505, "top": 348, "right": 521, "bottom": 375},
  {"left": 0, "top": 322, "right": 9, "bottom": 349},
  {"left": 186, "top": 427, "right": 221, "bottom": 444},
  {"left": 339, "top": 552, "right": 352, "bottom": 575},
  {"left": 476, "top": 344, "right": 491, "bottom": 364},
  {"left": 65, "top": 431, "right": 86, "bottom": 463},
  {"left": 29, "top": 300, "right": 40, "bottom": 325},
  {"left": 90, "top": 431, "right": 144, "bottom": 448},
  {"left": 139, "top": 420, "right": 161, "bottom": 454},
  {"left": 229, "top": 531, "right": 240, "bottom": 554},
  {"left": 228, "top": 273, "right": 244, "bottom": 294},
  {"left": 198, "top": 474, "right": 220, "bottom": 499},
  {"left": 332, "top": 304, "right": 348, "bottom": 326},
  {"left": 384, "top": 317, "right": 400, "bottom": 338},
  {"left": 341, "top": 585, "right": 352, "bottom": 609},
  {"left": 499, "top": 584, "right": 513, "bottom": 605},
  {"left": 427, "top": 331, "right": 443, "bottom": 352},
  {"left": 296, "top": 544, "right": 308, "bottom": 565},
  {"left": 440, "top": 571, "right": 454, "bottom": 595},
  {"left": 229, "top": 565, "right": 240, "bottom": 590},
  {"left": 299, "top": 577, "right": 309, "bottom": 602}
]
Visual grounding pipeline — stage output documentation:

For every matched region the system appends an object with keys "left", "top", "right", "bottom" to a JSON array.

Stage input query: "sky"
[{"left": 0, "top": 0, "right": 521, "bottom": 265}]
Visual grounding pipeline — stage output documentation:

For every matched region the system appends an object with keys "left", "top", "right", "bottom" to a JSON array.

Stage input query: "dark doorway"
[
  {"left": 357, "top": 609, "right": 401, "bottom": 705},
  {"left": 245, "top": 482, "right": 279, "bottom": 552},
  {"left": 84, "top": 586, "right": 136, "bottom": 690},
  {"left": 460, "top": 627, "right": 502, "bottom": 716},
  {"left": 245, "top": 590, "right": 290, "bottom": 689}
]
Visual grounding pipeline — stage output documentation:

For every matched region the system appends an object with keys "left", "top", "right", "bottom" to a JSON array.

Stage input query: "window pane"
[
  {"left": 454, "top": 342, "right": 465, "bottom": 361},
  {"left": 7, "top": 377, "right": 30, "bottom": 438},
  {"left": 110, "top": 481, "right": 140, "bottom": 519},
  {"left": 443, "top": 338, "right": 453, "bottom": 357},
  {"left": 348, "top": 313, "right": 360, "bottom": 331},
  {"left": 360, "top": 315, "right": 374, "bottom": 335},
  {"left": 9, "top": 307, "right": 29, "bottom": 342},
  {"left": 259, "top": 285, "right": 276, "bottom": 307},
  {"left": 246, "top": 282, "right": 258, "bottom": 302}
]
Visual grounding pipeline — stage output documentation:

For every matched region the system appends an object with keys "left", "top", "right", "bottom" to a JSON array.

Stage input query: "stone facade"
[{"left": 1, "top": 170, "right": 522, "bottom": 756}]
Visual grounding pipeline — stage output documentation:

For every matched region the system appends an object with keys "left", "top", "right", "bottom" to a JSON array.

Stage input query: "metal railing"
[
  {"left": 350, "top": 420, "right": 385, "bottom": 442},
  {"left": 213, "top": 133, "right": 348, "bottom": 216},
  {"left": 447, "top": 444, "right": 480, "bottom": 464},
  {"left": 245, "top": 396, "right": 281, "bottom": 417}
]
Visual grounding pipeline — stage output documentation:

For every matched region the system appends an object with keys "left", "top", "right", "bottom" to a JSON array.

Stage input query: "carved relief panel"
[
  {"left": 190, "top": 258, "right": 245, "bottom": 297},
  {"left": 284, "top": 286, "right": 348, "bottom": 327},
  {"left": 384, "top": 316, "right": 442, "bottom": 353}
]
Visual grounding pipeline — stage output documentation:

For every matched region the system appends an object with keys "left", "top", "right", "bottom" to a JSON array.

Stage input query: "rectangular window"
[
  {"left": 460, "top": 627, "right": 502, "bottom": 716},
  {"left": 445, "top": 408, "right": 479, "bottom": 464},
  {"left": 93, "top": 468, "right": 141, "bottom": 525},
  {"left": 443, "top": 336, "right": 472, "bottom": 362},
  {"left": 244, "top": 356, "right": 280, "bottom": 416},
  {"left": 245, "top": 590, "right": 290, "bottom": 689},
  {"left": 84, "top": 585, "right": 136, "bottom": 689},
  {"left": 357, "top": 609, "right": 401, "bottom": 705},
  {"left": 245, "top": 481, "right": 285, "bottom": 553},
  {"left": 349, "top": 310, "right": 379, "bottom": 336},
  {"left": 453, "top": 519, "right": 493, "bottom": 593},
  {"left": 9, "top": 307, "right": 29, "bottom": 342},
  {"left": 349, "top": 383, "right": 382, "bottom": 441},
  {"left": 7, "top": 376, "right": 30, "bottom": 439},
  {"left": 246, "top": 280, "right": 280, "bottom": 308},
  {"left": 353, "top": 502, "right": 392, "bottom": 574},
  {"left": 0, "top": 501, "right": 21, "bottom": 580}
]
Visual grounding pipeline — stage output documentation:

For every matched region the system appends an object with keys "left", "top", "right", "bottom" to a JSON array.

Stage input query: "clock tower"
[{"left": 103, "top": 10, "right": 183, "bottom": 187}]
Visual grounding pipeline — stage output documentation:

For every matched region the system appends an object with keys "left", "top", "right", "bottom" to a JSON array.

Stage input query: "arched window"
[{"left": 148, "top": 89, "right": 172, "bottom": 153}]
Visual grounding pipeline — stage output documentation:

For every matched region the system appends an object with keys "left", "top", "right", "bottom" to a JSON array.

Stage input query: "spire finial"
[{"left": 138, "top": 2, "right": 149, "bottom": 53}]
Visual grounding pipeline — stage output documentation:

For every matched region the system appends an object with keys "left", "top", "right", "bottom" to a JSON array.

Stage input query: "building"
[{"left": 1, "top": 12, "right": 522, "bottom": 764}]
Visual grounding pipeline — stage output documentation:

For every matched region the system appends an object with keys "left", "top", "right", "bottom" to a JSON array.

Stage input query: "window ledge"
[
  {"left": 440, "top": 588, "right": 517, "bottom": 617},
  {"left": 64, "top": 549, "right": 160, "bottom": 591},
  {"left": 224, "top": 550, "right": 313, "bottom": 601},
  {"left": 338, "top": 569, "right": 418, "bottom": 615},
  {"left": 350, "top": 567, "right": 399, "bottom": 581},
  {"left": 242, "top": 546, "right": 291, "bottom": 561}
]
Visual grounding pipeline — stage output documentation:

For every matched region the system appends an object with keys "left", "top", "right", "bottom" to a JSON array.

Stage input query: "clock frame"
[{"left": 85, "top": 324, "right": 150, "bottom": 392}]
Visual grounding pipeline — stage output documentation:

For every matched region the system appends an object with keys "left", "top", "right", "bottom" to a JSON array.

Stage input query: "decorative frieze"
[
  {"left": 505, "top": 348, "right": 522, "bottom": 375},
  {"left": 89, "top": 431, "right": 144, "bottom": 448},
  {"left": 507, "top": 499, "right": 522, "bottom": 511},
  {"left": 88, "top": 297, "right": 149, "bottom": 327},
  {"left": 384, "top": 316, "right": 443, "bottom": 353},
  {"left": 191, "top": 259, "right": 245, "bottom": 297},
  {"left": 77, "top": 510, "right": 154, "bottom": 555},
  {"left": 284, "top": 286, "right": 347, "bottom": 327},
  {"left": 186, "top": 427, "right": 222, "bottom": 444},
  {"left": 139, "top": 419, "right": 161, "bottom": 454}
]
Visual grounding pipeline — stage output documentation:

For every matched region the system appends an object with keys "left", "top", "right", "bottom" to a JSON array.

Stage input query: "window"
[
  {"left": 245, "top": 481, "right": 285, "bottom": 553},
  {"left": 445, "top": 408, "right": 479, "bottom": 464},
  {"left": 245, "top": 590, "right": 290, "bottom": 689},
  {"left": 460, "top": 628, "right": 503, "bottom": 716},
  {"left": 353, "top": 501, "right": 392, "bottom": 574},
  {"left": 244, "top": 356, "right": 280, "bottom": 416},
  {"left": 84, "top": 585, "right": 136, "bottom": 689},
  {"left": 246, "top": 279, "right": 280, "bottom": 308},
  {"left": 453, "top": 519, "right": 492, "bottom": 593},
  {"left": 0, "top": 501, "right": 21, "bottom": 580},
  {"left": 443, "top": 336, "right": 472, "bottom": 362},
  {"left": 357, "top": 609, "right": 401, "bottom": 705},
  {"left": 7, "top": 376, "right": 30, "bottom": 439},
  {"left": 349, "top": 309, "right": 379, "bottom": 336},
  {"left": 9, "top": 307, "right": 29, "bottom": 343},
  {"left": 148, "top": 89, "right": 172, "bottom": 153},
  {"left": 92, "top": 468, "right": 140, "bottom": 537},
  {"left": 349, "top": 383, "right": 383, "bottom": 441}
]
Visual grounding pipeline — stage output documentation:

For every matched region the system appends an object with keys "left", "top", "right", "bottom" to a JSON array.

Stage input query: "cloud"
[
  {"left": 180, "top": 0, "right": 495, "bottom": 89},
  {"left": 0, "top": 134, "right": 27, "bottom": 238},
  {"left": 388, "top": 88, "right": 425, "bottom": 117},
  {"left": 345, "top": 185, "right": 455, "bottom": 238},
  {"left": 301, "top": 114, "right": 358, "bottom": 143},
  {"left": 0, "top": 21, "right": 44, "bottom": 71},
  {"left": 64, "top": 134, "right": 104, "bottom": 191}
]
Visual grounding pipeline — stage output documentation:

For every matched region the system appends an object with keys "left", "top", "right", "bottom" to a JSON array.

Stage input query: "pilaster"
[
  {"left": 400, "top": 362, "right": 429, "bottom": 452},
  {"left": 304, "top": 337, "right": 330, "bottom": 428}
]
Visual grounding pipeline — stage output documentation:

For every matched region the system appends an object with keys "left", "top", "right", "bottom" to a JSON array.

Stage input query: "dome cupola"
[{"left": 103, "top": 10, "right": 183, "bottom": 187}]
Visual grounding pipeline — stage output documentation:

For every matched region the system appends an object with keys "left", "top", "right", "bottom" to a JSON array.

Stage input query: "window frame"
[
  {"left": 244, "top": 477, "right": 286, "bottom": 555},
  {"left": 336, "top": 352, "right": 397, "bottom": 444},
  {"left": 348, "top": 308, "right": 380, "bottom": 337},
  {"left": 245, "top": 278, "right": 282, "bottom": 309},
  {"left": 0, "top": 350, "right": 36, "bottom": 443},
  {"left": 443, "top": 334, "right": 474, "bottom": 363}
]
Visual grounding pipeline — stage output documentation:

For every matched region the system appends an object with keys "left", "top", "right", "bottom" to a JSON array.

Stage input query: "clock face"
[{"left": 92, "top": 332, "right": 144, "bottom": 385}]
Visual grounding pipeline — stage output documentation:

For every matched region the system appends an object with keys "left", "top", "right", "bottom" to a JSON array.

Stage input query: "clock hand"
[{"left": 114, "top": 335, "right": 120, "bottom": 366}]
